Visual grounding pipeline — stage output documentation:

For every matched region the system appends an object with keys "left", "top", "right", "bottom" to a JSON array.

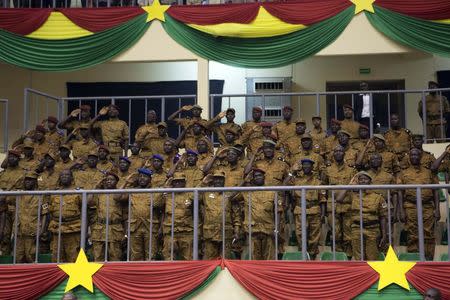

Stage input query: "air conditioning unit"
[{"left": 246, "top": 77, "right": 292, "bottom": 123}]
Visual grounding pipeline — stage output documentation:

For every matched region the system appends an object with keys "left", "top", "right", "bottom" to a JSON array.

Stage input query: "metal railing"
[
  {"left": 1, "top": 184, "right": 449, "bottom": 264},
  {"left": 210, "top": 88, "right": 450, "bottom": 142},
  {"left": 0, "top": 99, "right": 9, "bottom": 153},
  {"left": 23, "top": 89, "right": 61, "bottom": 132}
]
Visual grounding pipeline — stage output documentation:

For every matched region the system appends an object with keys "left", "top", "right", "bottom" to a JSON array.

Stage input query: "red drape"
[
  {"left": 375, "top": 0, "right": 450, "bottom": 20},
  {"left": 0, "top": 8, "right": 51, "bottom": 35},
  {"left": 406, "top": 262, "right": 450, "bottom": 299},
  {"left": 166, "top": 3, "right": 259, "bottom": 25},
  {"left": 0, "top": 264, "right": 66, "bottom": 300},
  {"left": 225, "top": 260, "right": 378, "bottom": 300},
  {"left": 263, "top": 0, "right": 352, "bottom": 25},
  {"left": 57, "top": 7, "right": 145, "bottom": 32},
  {"left": 93, "top": 260, "right": 220, "bottom": 300}
]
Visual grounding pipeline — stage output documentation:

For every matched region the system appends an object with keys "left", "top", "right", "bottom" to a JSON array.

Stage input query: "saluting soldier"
[
  {"left": 59, "top": 104, "right": 92, "bottom": 139},
  {"left": 69, "top": 123, "right": 98, "bottom": 160},
  {"left": 207, "top": 108, "right": 242, "bottom": 146}
]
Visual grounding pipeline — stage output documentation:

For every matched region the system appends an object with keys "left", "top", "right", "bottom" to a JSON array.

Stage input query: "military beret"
[
  {"left": 359, "top": 124, "right": 369, "bottom": 130},
  {"left": 59, "top": 144, "right": 71, "bottom": 151},
  {"left": 312, "top": 115, "right": 321, "bottom": 120},
  {"left": 226, "top": 108, "right": 235, "bottom": 113},
  {"left": 337, "top": 130, "right": 351, "bottom": 137},
  {"left": 119, "top": 156, "right": 131, "bottom": 164},
  {"left": 109, "top": 104, "right": 119, "bottom": 110},
  {"left": 192, "top": 104, "right": 203, "bottom": 110},
  {"left": 301, "top": 133, "right": 313, "bottom": 140},
  {"left": 428, "top": 81, "right": 439, "bottom": 87},
  {"left": 88, "top": 150, "right": 98, "bottom": 157},
  {"left": 373, "top": 134, "right": 385, "bottom": 142},
  {"left": 172, "top": 172, "right": 186, "bottom": 181},
  {"left": 283, "top": 106, "right": 293, "bottom": 111},
  {"left": 138, "top": 168, "right": 153, "bottom": 177},
  {"left": 35, "top": 125, "right": 46, "bottom": 133},
  {"left": 80, "top": 104, "right": 91, "bottom": 111},
  {"left": 295, "top": 118, "right": 306, "bottom": 124},
  {"left": 262, "top": 139, "right": 277, "bottom": 147},
  {"left": 47, "top": 116, "right": 58, "bottom": 124},
  {"left": 157, "top": 122, "right": 167, "bottom": 128},
  {"left": 213, "top": 171, "right": 226, "bottom": 178},
  {"left": 23, "top": 140, "right": 35, "bottom": 149},
  {"left": 343, "top": 104, "right": 354, "bottom": 110},
  {"left": 225, "top": 128, "right": 238, "bottom": 135},
  {"left": 152, "top": 154, "right": 164, "bottom": 161},
  {"left": 98, "top": 145, "right": 110, "bottom": 153},
  {"left": 252, "top": 168, "right": 266, "bottom": 174},
  {"left": 330, "top": 118, "right": 341, "bottom": 125},
  {"left": 8, "top": 149, "right": 21, "bottom": 157},
  {"left": 252, "top": 106, "right": 263, "bottom": 112},
  {"left": 79, "top": 123, "right": 90, "bottom": 129},
  {"left": 105, "top": 171, "right": 120, "bottom": 182},
  {"left": 356, "top": 171, "right": 372, "bottom": 180},
  {"left": 260, "top": 122, "right": 273, "bottom": 128},
  {"left": 24, "top": 171, "right": 39, "bottom": 180},
  {"left": 301, "top": 158, "right": 315, "bottom": 165},
  {"left": 186, "top": 149, "right": 199, "bottom": 156}
]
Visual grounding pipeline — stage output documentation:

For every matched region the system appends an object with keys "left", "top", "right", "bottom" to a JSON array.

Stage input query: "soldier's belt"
[
  {"left": 97, "top": 218, "right": 122, "bottom": 225},
  {"left": 352, "top": 220, "right": 379, "bottom": 227},
  {"left": 52, "top": 215, "right": 80, "bottom": 222}
]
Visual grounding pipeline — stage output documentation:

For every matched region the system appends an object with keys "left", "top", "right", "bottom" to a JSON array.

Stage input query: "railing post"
[
  {"left": 193, "top": 190, "right": 199, "bottom": 260},
  {"left": 359, "top": 189, "right": 364, "bottom": 261},
  {"left": 23, "top": 88, "right": 29, "bottom": 132},
  {"left": 4, "top": 100, "right": 8, "bottom": 153},
  {"left": 301, "top": 189, "right": 307, "bottom": 260},
  {"left": 316, "top": 93, "right": 320, "bottom": 116},
  {"left": 331, "top": 191, "right": 336, "bottom": 260},
  {"left": 422, "top": 92, "right": 427, "bottom": 142},
  {"left": 416, "top": 187, "right": 425, "bottom": 261},
  {"left": 369, "top": 93, "right": 373, "bottom": 137},
  {"left": 80, "top": 192, "right": 88, "bottom": 250},
  {"left": 274, "top": 192, "right": 278, "bottom": 260}
]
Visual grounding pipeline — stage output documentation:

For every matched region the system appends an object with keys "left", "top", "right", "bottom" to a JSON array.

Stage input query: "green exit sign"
[{"left": 360, "top": 68, "right": 371, "bottom": 74}]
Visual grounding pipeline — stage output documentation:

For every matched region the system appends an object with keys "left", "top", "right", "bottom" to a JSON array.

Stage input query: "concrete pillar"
[{"left": 197, "top": 58, "right": 210, "bottom": 118}]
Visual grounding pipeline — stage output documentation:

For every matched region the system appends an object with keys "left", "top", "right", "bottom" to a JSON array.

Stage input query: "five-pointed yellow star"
[
  {"left": 368, "top": 246, "right": 416, "bottom": 291},
  {"left": 58, "top": 249, "right": 103, "bottom": 293},
  {"left": 350, "top": 0, "right": 375, "bottom": 14},
  {"left": 143, "top": 0, "right": 170, "bottom": 23}
]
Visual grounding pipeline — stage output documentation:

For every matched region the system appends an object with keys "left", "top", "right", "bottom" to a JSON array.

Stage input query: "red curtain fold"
[
  {"left": 0, "top": 264, "right": 66, "bottom": 300},
  {"left": 166, "top": 3, "right": 259, "bottom": 25},
  {"left": 375, "top": 0, "right": 450, "bottom": 20},
  {"left": 93, "top": 260, "right": 220, "bottom": 300},
  {"left": 263, "top": 0, "right": 352, "bottom": 25},
  {"left": 0, "top": 8, "right": 51, "bottom": 35},
  {"left": 225, "top": 260, "right": 378, "bottom": 300},
  {"left": 406, "top": 263, "right": 450, "bottom": 299},
  {"left": 57, "top": 7, "right": 145, "bottom": 32}
]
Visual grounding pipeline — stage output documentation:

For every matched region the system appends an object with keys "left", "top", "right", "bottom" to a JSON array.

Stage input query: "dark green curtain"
[
  {"left": 40, "top": 279, "right": 110, "bottom": 299},
  {"left": 355, "top": 283, "right": 423, "bottom": 300},
  {"left": 0, "top": 14, "right": 149, "bottom": 72},
  {"left": 162, "top": 7, "right": 354, "bottom": 69},
  {"left": 366, "top": 6, "right": 450, "bottom": 57},
  {"left": 182, "top": 266, "right": 222, "bottom": 299}
]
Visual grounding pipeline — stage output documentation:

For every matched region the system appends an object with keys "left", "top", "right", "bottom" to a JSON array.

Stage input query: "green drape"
[
  {"left": 355, "top": 283, "right": 423, "bottom": 300},
  {"left": 182, "top": 266, "right": 222, "bottom": 299},
  {"left": 40, "top": 279, "right": 110, "bottom": 299},
  {"left": 162, "top": 7, "right": 354, "bottom": 69},
  {"left": 0, "top": 13, "right": 149, "bottom": 72},
  {"left": 366, "top": 6, "right": 450, "bottom": 57}
]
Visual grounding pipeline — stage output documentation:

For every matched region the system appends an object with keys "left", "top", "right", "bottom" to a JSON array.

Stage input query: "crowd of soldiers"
[{"left": 0, "top": 100, "right": 447, "bottom": 263}]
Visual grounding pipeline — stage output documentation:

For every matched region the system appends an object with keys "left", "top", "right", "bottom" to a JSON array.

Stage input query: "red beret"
[
  {"left": 330, "top": 118, "right": 341, "bottom": 125},
  {"left": 283, "top": 106, "right": 293, "bottom": 111},
  {"left": 8, "top": 149, "right": 21, "bottom": 157},
  {"left": 80, "top": 104, "right": 91, "bottom": 111},
  {"left": 109, "top": 104, "right": 119, "bottom": 110},
  {"left": 47, "top": 116, "right": 58, "bottom": 124}
]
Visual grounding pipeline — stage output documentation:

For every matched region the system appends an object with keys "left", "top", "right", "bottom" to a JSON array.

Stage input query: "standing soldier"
[
  {"left": 168, "top": 104, "right": 209, "bottom": 135},
  {"left": 241, "top": 107, "right": 263, "bottom": 157},
  {"left": 289, "top": 133, "right": 325, "bottom": 176},
  {"left": 135, "top": 110, "right": 159, "bottom": 153},
  {"left": 208, "top": 108, "right": 242, "bottom": 146},
  {"left": 54, "top": 144, "right": 75, "bottom": 173},
  {"left": 200, "top": 172, "right": 239, "bottom": 259},
  {"left": 40, "top": 153, "right": 60, "bottom": 191},
  {"left": 399, "top": 148, "right": 440, "bottom": 260},
  {"left": 97, "top": 145, "right": 116, "bottom": 174},
  {"left": 323, "top": 119, "right": 341, "bottom": 163},
  {"left": 400, "top": 134, "right": 436, "bottom": 170},
  {"left": 59, "top": 104, "right": 92, "bottom": 138},
  {"left": 117, "top": 156, "right": 132, "bottom": 186},
  {"left": 203, "top": 147, "right": 245, "bottom": 187},
  {"left": 340, "top": 104, "right": 361, "bottom": 139},
  {"left": 159, "top": 138, "right": 178, "bottom": 172},
  {"left": 310, "top": 116, "right": 326, "bottom": 154},
  {"left": 69, "top": 123, "right": 98, "bottom": 160},
  {"left": 73, "top": 151, "right": 105, "bottom": 190},
  {"left": 273, "top": 106, "right": 296, "bottom": 144},
  {"left": 279, "top": 119, "right": 307, "bottom": 158},
  {"left": 336, "top": 130, "right": 359, "bottom": 168},
  {"left": 33, "top": 125, "right": 52, "bottom": 161},
  {"left": 91, "top": 104, "right": 129, "bottom": 162},
  {"left": 44, "top": 116, "right": 65, "bottom": 153},
  {"left": 336, "top": 172, "right": 387, "bottom": 260},
  {"left": 196, "top": 138, "right": 214, "bottom": 170},
  {"left": 356, "top": 134, "right": 400, "bottom": 175},
  {"left": 48, "top": 169, "right": 81, "bottom": 262},
  {"left": 141, "top": 122, "right": 169, "bottom": 159},
  {"left": 128, "top": 143, "right": 145, "bottom": 172},
  {"left": 13, "top": 171, "right": 49, "bottom": 263},
  {"left": 20, "top": 140, "right": 41, "bottom": 172},
  {"left": 88, "top": 172, "right": 124, "bottom": 262},
  {"left": 384, "top": 113, "right": 412, "bottom": 164},
  {"left": 170, "top": 150, "right": 204, "bottom": 188},
  {"left": 418, "top": 81, "right": 450, "bottom": 142},
  {"left": 323, "top": 145, "right": 357, "bottom": 258},
  {"left": 288, "top": 159, "right": 326, "bottom": 259},
  {"left": 161, "top": 172, "right": 195, "bottom": 260},
  {"left": 351, "top": 124, "right": 370, "bottom": 153}
]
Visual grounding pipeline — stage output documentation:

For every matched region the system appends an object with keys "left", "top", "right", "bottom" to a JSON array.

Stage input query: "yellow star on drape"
[
  {"left": 143, "top": 0, "right": 170, "bottom": 22},
  {"left": 368, "top": 246, "right": 416, "bottom": 291},
  {"left": 351, "top": 0, "right": 375, "bottom": 14},
  {"left": 58, "top": 249, "right": 103, "bottom": 293}
]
